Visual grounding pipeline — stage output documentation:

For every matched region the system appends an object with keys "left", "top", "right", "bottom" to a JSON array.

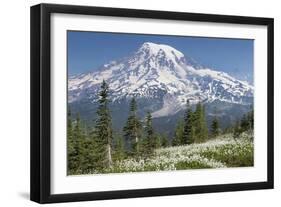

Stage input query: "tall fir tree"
[
  {"left": 182, "top": 100, "right": 195, "bottom": 144},
  {"left": 247, "top": 108, "right": 254, "bottom": 131},
  {"left": 202, "top": 105, "right": 209, "bottom": 139},
  {"left": 211, "top": 117, "right": 220, "bottom": 137},
  {"left": 80, "top": 131, "right": 96, "bottom": 173},
  {"left": 210, "top": 107, "right": 220, "bottom": 137},
  {"left": 194, "top": 102, "right": 208, "bottom": 143},
  {"left": 84, "top": 127, "right": 103, "bottom": 173},
  {"left": 67, "top": 108, "right": 75, "bottom": 174},
  {"left": 68, "top": 113, "right": 85, "bottom": 173},
  {"left": 94, "top": 80, "right": 113, "bottom": 170},
  {"left": 123, "top": 97, "right": 142, "bottom": 155},
  {"left": 113, "top": 135, "right": 126, "bottom": 161},
  {"left": 172, "top": 120, "right": 184, "bottom": 146},
  {"left": 142, "top": 111, "right": 156, "bottom": 156}
]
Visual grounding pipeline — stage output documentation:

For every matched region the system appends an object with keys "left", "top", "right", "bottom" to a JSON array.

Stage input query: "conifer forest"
[{"left": 67, "top": 80, "right": 254, "bottom": 175}]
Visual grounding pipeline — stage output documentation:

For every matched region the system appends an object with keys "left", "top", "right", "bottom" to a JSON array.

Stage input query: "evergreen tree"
[
  {"left": 190, "top": 126, "right": 196, "bottom": 143},
  {"left": 155, "top": 133, "right": 169, "bottom": 148},
  {"left": 202, "top": 105, "right": 209, "bottom": 139},
  {"left": 210, "top": 107, "right": 220, "bottom": 137},
  {"left": 155, "top": 134, "right": 162, "bottom": 149},
  {"left": 68, "top": 109, "right": 98, "bottom": 174},
  {"left": 67, "top": 108, "right": 75, "bottom": 174},
  {"left": 211, "top": 117, "right": 220, "bottom": 137},
  {"left": 182, "top": 100, "right": 195, "bottom": 144},
  {"left": 194, "top": 102, "right": 208, "bottom": 142},
  {"left": 80, "top": 135, "right": 96, "bottom": 173},
  {"left": 172, "top": 120, "right": 184, "bottom": 146},
  {"left": 68, "top": 113, "right": 85, "bottom": 173},
  {"left": 240, "top": 108, "right": 254, "bottom": 132},
  {"left": 82, "top": 128, "right": 101, "bottom": 173},
  {"left": 233, "top": 120, "right": 242, "bottom": 139},
  {"left": 160, "top": 133, "right": 169, "bottom": 147},
  {"left": 232, "top": 109, "right": 254, "bottom": 139},
  {"left": 74, "top": 127, "right": 90, "bottom": 173},
  {"left": 123, "top": 97, "right": 142, "bottom": 155},
  {"left": 113, "top": 135, "right": 125, "bottom": 161},
  {"left": 94, "top": 80, "right": 113, "bottom": 170},
  {"left": 248, "top": 109, "right": 254, "bottom": 131},
  {"left": 240, "top": 114, "right": 249, "bottom": 132},
  {"left": 142, "top": 111, "right": 156, "bottom": 156}
]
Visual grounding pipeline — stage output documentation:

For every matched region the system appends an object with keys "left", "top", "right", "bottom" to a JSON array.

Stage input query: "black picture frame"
[{"left": 30, "top": 3, "right": 274, "bottom": 204}]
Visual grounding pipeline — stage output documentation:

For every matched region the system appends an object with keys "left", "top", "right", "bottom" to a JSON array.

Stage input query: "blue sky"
[{"left": 68, "top": 31, "right": 253, "bottom": 83}]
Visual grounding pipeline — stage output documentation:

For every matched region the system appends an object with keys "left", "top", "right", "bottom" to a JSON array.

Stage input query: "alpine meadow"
[{"left": 67, "top": 32, "right": 254, "bottom": 175}]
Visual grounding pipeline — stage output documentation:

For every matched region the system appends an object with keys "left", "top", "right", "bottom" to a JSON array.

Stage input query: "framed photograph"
[{"left": 30, "top": 3, "right": 274, "bottom": 203}]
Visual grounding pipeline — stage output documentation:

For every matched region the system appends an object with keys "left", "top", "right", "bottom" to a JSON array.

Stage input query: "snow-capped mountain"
[{"left": 69, "top": 42, "right": 253, "bottom": 118}]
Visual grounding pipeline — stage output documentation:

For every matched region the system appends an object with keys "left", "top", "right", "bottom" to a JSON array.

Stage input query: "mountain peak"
[
  {"left": 138, "top": 42, "right": 184, "bottom": 59},
  {"left": 69, "top": 42, "right": 253, "bottom": 114}
]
